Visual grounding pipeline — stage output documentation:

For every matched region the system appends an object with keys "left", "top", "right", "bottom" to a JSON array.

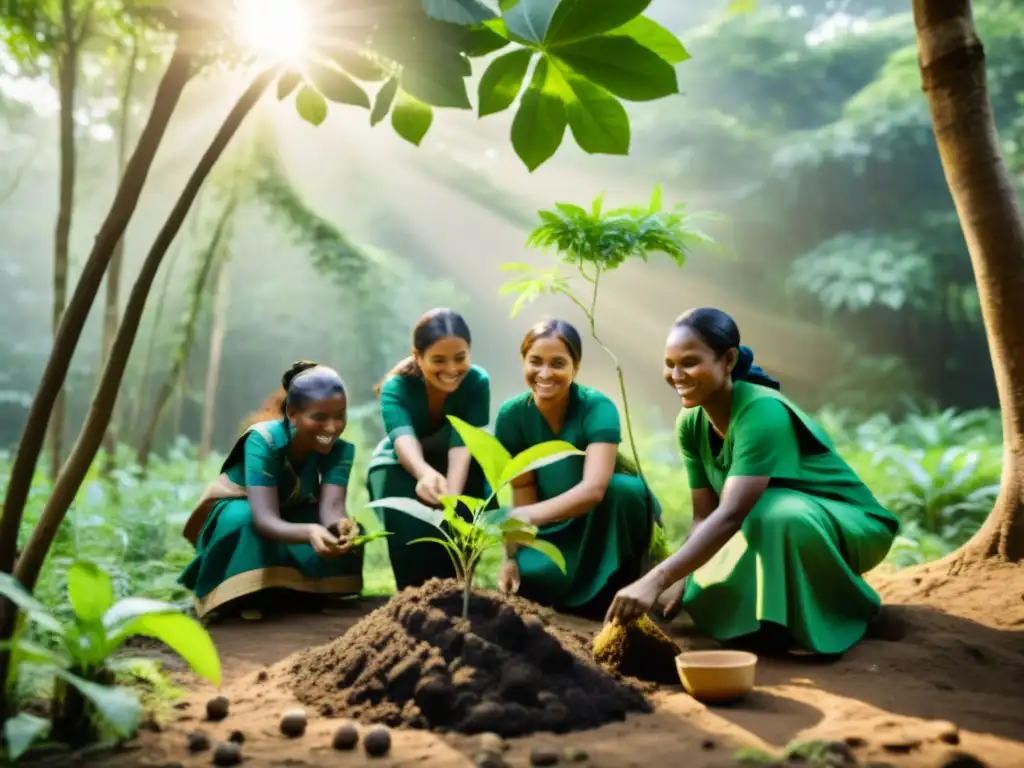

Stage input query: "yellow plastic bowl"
[{"left": 675, "top": 650, "right": 758, "bottom": 703}]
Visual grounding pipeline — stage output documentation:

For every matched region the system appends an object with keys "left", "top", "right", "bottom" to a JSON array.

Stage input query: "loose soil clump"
[
  {"left": 286, "top": 579, "right": 650, "bottom": 736},
  {"left": 593, "top": 614, "right": 682, "bottom": 684}
]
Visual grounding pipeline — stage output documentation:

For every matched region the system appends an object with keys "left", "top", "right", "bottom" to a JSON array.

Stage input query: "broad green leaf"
[
  {"left": 371, "top": 76, "right": 399, "bottom": 126},
  {"left": 391, "top": 91, "right": 434, "bottom": 145},
  {"left": 421, "top": 0, "right": 497, "bottom": 25},
  {"left": 101, "top": 597, "right": 179, "bottom": 633},
  {"left": 366, "top": 497, "right": 445, "bottom": 529},
  {"left": 442, "top": 505, "right": 474, "bottom": 537},
  {"left": 328, "top": 49, "right": 387, "bottom": 81},
  {"left": 499, "top": 0, "right": 519, "bottom": 9},
  {"left": 608, "top": 17, "right": 690, "bottom": 64},
  {"left": 727, "top": 0, "right": 758, "bottom": 14},
  {"left": 503, "top": 529, "right": 536, "bottom": 545},
  {"left": 277, "top": 69, "right": 302, "bottom": 100},
  {"left": 0, "top": 638, "right": 66, "bottom": 667},
  {"left": 499, "top": 441, "right": 583, "bottom": 486},
  {"left": 307, "top": 63, "right": 370, "bottom": 108},
  {"left": 67, "top": 562, "right": 115, "bottom": 623},
  {"left": 401, "top": 59, "right": 471, "bottom": 109},
  {"left": 0, "top": 573, "right": 63, "bottom": 635},
  {"left": 500, "top": 517, "right": 535, "bottom": 532},
  {"left": 553, "top": 36, "right": 678, "bottom": 101},
  {"left": 478, "top": 507, "right": 510, "bottom": 528},
  {"left": 295, "top": 85, "right": 328, "bottom": 126},
  {"left": 504, "top": 0, "right": 559, "bottom": 45},
  {"left": 3, "top": 712, "right": 50, "bottom": 761},
  {"left": 522, "top": 538, "right": 567, "bottom": 573},
  {"left": 545, "top": 0, "right": 652, "bottom": 46},
  {"left": 440, "top": 494, "right": 485, "bottom": 513},
  {"left": 110, "top": 612, "right": 220, "bottom": 686},
  {"left": 447, "top": 415, "right": 511, "bottom": 492},
  {"left": 556, "top": 71, "right": 629, "bottom": 155},
  {"left": 461, "top": 24, "right": 512, "bottom": 56},
  {"left": 511, "top": 57, "right": 567, "bottom": 171},
  {"left": 478, "top": 48, "right": 534, "bottom": 117},
  {"left": 52, "top": 667, "right": 142, "bottom": 738}
]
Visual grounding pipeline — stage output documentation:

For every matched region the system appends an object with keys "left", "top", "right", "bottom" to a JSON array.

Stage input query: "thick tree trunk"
[
  {"left": 199, "top": 248, "right": 233, "bottom": 461},
  {"left": 12, "top": 64, "right": 281, "bottom": 594},
  {"left": 48, "top": 0, "right": 78, "bottom": 480},
  {"left": 0, "top": 46, "right": 194, "bottom": 581},
  {"left": 913, "top": 0, "right": 1024, "bottom": 567},
  {"left": 101, "top": 32, "right": 141, "bottom": 471}
]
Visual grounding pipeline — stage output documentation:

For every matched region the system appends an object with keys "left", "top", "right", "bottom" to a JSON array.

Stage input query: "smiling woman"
[{"left": 234, "top": 0, "right": 311, "bottom": 61}]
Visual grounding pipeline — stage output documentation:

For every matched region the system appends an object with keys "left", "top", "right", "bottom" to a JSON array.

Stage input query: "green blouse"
[
  {"left": 494, "top": 383, "right": 621, "bottom": 502},
  {"left": 225, "top": 419, "right": 355, "bottom": 508},
  {"left": 368, "top": 365, "right": 491, "bottom": 469}
]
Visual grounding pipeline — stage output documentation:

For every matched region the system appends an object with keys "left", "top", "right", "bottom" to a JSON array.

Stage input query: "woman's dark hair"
[
  {"left": 242, "top": 360, "right": 346, "bottom": 430},
  {"left": 672, "top": 308, "right": 781, "bottom": 390},
  {"left": 373, "top": 308, "right": 472, "bottom": 396},
  {"left": 520, "top": 318, "right": 583, "bottom": 367}
]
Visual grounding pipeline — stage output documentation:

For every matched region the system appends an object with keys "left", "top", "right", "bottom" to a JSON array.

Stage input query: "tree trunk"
[
  {"left": 101, "top": 31, "right": 141, "bottom": 472},
  {"left": 48, "top": 0, "right": 78, "bottom": 481},
  {"left": 199, "top": 242, "right": 233, "bottom": 461},
  {"left": 137, "top": 190, "right": 239, "bottom": 470},
  {"left": 12, "top": 64, "right": 281, "bottom": 595},
  {"left": 0, "top": 45, "right": 194, "bottom": 580},
  {"left": 913, "top": 0, "right": 1024, "bottom": 567}
]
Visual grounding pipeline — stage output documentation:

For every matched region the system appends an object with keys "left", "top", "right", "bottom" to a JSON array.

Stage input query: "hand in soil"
[
  {"left": 205, "top": 696, "right": 230, "bottom": 721},
  {"left": 498, "top": 559, "right": 521, "bottom": 595},
  {"left": 604, "top": 573, "right": 664, "bottom": 626}
]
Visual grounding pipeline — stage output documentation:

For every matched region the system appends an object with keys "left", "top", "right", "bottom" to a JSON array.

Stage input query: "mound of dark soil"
[{"left": 285, "top": 579, "right": 651, "bottom": 736}]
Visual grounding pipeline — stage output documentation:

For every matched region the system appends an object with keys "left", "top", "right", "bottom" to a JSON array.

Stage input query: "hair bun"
[{"left": 282, "top": 360, "right": 319, "bottom": 391}]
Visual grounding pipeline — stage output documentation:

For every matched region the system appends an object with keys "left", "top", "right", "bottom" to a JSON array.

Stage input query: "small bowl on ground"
[{"left": 675, "top": 650, "right": 758, "bottom": 703}]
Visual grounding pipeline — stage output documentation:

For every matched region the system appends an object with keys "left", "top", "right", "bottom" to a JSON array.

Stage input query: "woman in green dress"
[
  {"left": 180, "top": 361, "right": 364, "bottom": 619},
  {"left": 605, "top": 308, "right": 900, "bottom": 655},
  {"left": 367, "top": 308, "right": 491, "bottom": 591},
  {"left": 494, "top": 319, "right": 663, "bottom": 619}
]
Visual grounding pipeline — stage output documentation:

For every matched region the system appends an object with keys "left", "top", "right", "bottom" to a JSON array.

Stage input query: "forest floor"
[{"left": 78, "top": 561, "right": 1024, "bottom": 768}]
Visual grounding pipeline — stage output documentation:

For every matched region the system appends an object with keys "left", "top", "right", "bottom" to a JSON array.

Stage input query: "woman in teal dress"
[
  {"left": 605, "top": 308, "right": 900, "bottom": 655},
  {"left": 494, "top": 319, "right": 664, "bottom": 619},
  {"left": 180, "top": 361, "right": 363, "bottom": 619},
  {"left": 367, "top": 308, "right": 491, "bottom": 591}
]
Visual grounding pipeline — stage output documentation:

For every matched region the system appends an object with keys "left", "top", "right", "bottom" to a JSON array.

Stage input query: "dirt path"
[{"left": 101, "top": 562, "right": 1024, "bottom": 768}]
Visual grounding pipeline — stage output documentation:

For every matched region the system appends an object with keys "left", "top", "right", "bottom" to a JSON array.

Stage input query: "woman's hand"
[
  {"left": 415, "top": 467, "right": 448, "bottom": 507},
  {"left": 604, "top": 573, "right": 665, "bottom": 626},
  {"left": 498, "top": 558, "right": 521, "bottom": 595},
  {"left": 508, "top": 506, "right": 535, "bottom": 525},
  {"left": 655, "top": 576, "right": 687, "bottom": 620},
  {"left": 308, "top": 524, "right": 350, "bottom": 559}
]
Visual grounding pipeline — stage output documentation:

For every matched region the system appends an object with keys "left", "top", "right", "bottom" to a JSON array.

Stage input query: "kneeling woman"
[
  {"left": 180, "top": 362, "right": 363, "bottom": 619},
  {"left": 605, "top": 308, "right": 900, "bottom": 655},
  {"left": 367, "top": 308, "right": 492, "bottom": 591},
  {"left": 495, "top": 319, "right": 663, "bottom": 619}
]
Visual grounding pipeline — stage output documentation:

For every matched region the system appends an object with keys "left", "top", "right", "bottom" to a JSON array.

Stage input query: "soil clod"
[
  {"left": 530, "top": 746, "right": 560, "bottom": 766},
  {"left": 279, "top": 708, "right": 307, "bottom": 738},
  {"left": 187, "top": 731, "right": 211, "bottom": 753},
  {"left": 205, "top": 696, "right": 230, "bottom": 722},
  {"left": 592, "top": 614, "right": 682, "bottom": 683},
  {"left": 211, "top": 741, "right": 242, "bottom": 766},
  {"left": 332, "top": 721, "right": 360, "bottom": 750},
  {"left": 286, "top": 579, "right": 649, "bottom": 736},
  {"left": 564, "top": 746, "right": 588, "bottom": 761},
  {"left": 479, "top": 732, "right": 505, "bottom": 753},
  {"left": 228, "top": 730, "right": 245, "bottom": 744},
  {"left": 475, "top": 751, "right": 506, "bottom": 768},
  {"left": 363, "top": 724, "right": 391, "bottom": 756},
  {"left": 940, "top": 752, "right": 988, "bottom": 768}
]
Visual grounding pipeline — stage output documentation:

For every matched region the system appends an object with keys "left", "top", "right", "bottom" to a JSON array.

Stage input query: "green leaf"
[
  {"left": 648, "top": 183, "right": 662, "bottom": 213},
  {"left": 522, "top": 538, "right": 567, "bottom": 573},
  {"left": 0, "top": 573, "right": 63, "bottom": 635},
  {"left": 499, "top": 441, "right": 583, "bottom": 486},
  {"left": 107, "top": 611, "right": 221, "bottom": 686},
  {"left": 421, "top": 0, "right": 497, "bottom": 25},
  {"left": 366, "top": 498, "right": 446, "bottom": 529},
  {"left": 557, "top": 71, "right": 629, "bottom": 155},
  {"left": 504, "top": 0, "right": 559, "bottom": 45},
  {"left": 3, "top": 713, "right": 50, "bottom": 761},
  {"left": 511, "top": 57, "right": 567, "bottom": 171},
  {"left": 401, "top": 58, "right": 471, "bottom": 109},
  {"left": 478, "top": 507, "right": 510, "bottom": 529},
  {"left": 327, "top": 49, "right": 387, "bottom": 81},
  {"left": 67, "top": 562, "right": 115, "bottom": 623},
  {"left": 101, "top": 597, "right": 177, "bottom": 632},
  {"left": 295, "top": 85, "right": 328, "bottom": 126},
  {"left": 553, "top": 36, "right": 678, "bottom": 101},
  {"left": 350, "top": 531, "right": 393, "bottom": 548},
  {"left": 478, "top": 48, "right": 534, "bottom": 117},
  {"left": 52, "top": 667, "right": 142, "bottom": 738},
  {"left": 307, "top": 63, "right": 370, "bottom": 108},
  {"left": 391, "top": 91, "right": 434, "bottom": 145},
  {"left": 504, "top": 528, "right": 536, "bottom": 545},
  {"left": 545, "top": 0, "right": 652, "bottom": 46},
  {"left": 727, "top": 0, "right": 758, "bottom": 14},
  {"left": 371, "top": 76, "right": 399, "bottom": 126},
  {"left": 608, "top": 17, "right": 690, "bottom": 64},
  {"left": 447, "top": 415, "right": 511, "bottom": 492},
  {"left": 440, "top": 495, "right": 485, "bottom": 514},
  {"left": 460, "top": 25, "right": 512, "bottom": 56},
  {"left": 0, "top": 638, "right": 66, "bottom": 667},
  {"left": 277, "top": 69, "right": 302, "bottom": 100}
]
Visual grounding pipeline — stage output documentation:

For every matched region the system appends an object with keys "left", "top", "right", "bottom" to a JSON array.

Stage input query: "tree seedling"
[{"left": 367, "top": 415, "right": 580, "bottom": 619}]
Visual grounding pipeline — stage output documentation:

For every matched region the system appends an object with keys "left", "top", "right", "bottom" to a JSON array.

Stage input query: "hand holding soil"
[
  {"left": 307, "top": 524, "right": 349, "bottom": 558},
  {"left": 604, "top": 573, "right": 664, "bottom": 626},
  {"left": 415, "top": 467, "right": 448, "bottom": 506}
]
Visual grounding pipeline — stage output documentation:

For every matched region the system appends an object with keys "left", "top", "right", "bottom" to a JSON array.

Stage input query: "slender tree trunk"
[
  {"left": 48, "top": 0, "right": 78, "bottom": 480},
  {"left": 0, "top": 46, "right": 194, "bottom": 581},
  {"left": 12, "top": 64, "right": 281, "bottom": 595},
  {"left": 913, "top": 0, "right": 1024, "bottom": 567},
  {"left": 138, "top": 190, "right": 238, "bottom": 470},
  {"left": 101, "top": 31, "right": 141, "bottom": 472},
  {"left": 199, "top": 246, "right": 233, "bottom": 461}
]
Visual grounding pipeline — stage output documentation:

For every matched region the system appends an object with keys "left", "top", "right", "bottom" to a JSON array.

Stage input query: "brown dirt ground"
[{"left": 78, "top": 560, "right": 1024, "bottom": 768}]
